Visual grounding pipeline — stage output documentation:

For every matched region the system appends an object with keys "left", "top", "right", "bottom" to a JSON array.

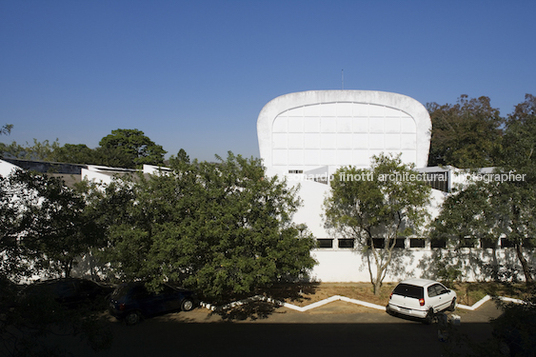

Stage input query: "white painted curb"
[
  {"left": 201, "top": 294, "right": 526, "bottom": 313},
  {"left": 457, "top": 295, "right": 526, "bottom": 311}
]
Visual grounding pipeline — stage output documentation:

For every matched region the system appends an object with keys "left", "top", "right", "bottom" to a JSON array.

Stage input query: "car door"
[
  {"left": 157, "top": 285, "right": 183, "bottom": 312},
  {"left": 435, "top": 284, "right": 453, "bottom": 311},
  {"left": 426, "top": 284, "right": 441, "bottom": 312},
  {"left": 427, "top": 284, "right": 450, "bottom": 312}
]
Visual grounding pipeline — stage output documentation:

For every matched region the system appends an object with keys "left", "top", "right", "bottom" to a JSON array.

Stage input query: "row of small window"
[{"left": 316, "top": 238, "right": 534, "bottom": 249}]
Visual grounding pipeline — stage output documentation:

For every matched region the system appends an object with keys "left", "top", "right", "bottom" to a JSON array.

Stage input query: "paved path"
[{"left": 54, "top": 299, "right": 503, "bottom": 357}]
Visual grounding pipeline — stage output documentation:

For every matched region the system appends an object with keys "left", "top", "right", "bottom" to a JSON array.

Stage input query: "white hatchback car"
[{"left": 386, "top": 278, "right": 457, "bottom": 323}]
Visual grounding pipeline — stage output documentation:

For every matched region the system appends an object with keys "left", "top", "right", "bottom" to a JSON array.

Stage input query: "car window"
[
  {"left": 159, "top": 285, "right": 176, "bottom": 295},
  {"left": 429, "top": 284, "right": 448, "bottom": 297},
  {"left": 130, "top": 285, "right": 150, "bottom": 299},
  {"left": 112, "top": 284, "right": 131, "bottom": 299},
  {"left": 78, "top": 280, "right": 97, "bottom": 292},
  {"left": 436, "top": 284, "right": 449, "bottom": 295},
  {"left": 56, "top": 281, "right": 77, "bottom": 296},
  {"left": 393, "top": 283, "right": 424, "bottom": 299},
  {"left": 427, "top": 285, "right": 438, "bottom": 297}
]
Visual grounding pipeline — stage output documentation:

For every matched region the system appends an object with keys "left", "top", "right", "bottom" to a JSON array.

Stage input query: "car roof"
[{"left": 397, "top": 278, "right": 440, "bottom": 287}]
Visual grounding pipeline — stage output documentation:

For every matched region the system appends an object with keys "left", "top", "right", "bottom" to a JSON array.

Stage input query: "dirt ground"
[
  {"left": 273, "top": 281, "right": 528, "bottom": 309},
  {"left": 280, "top": 282, "right": 396, "bottom": 307}
]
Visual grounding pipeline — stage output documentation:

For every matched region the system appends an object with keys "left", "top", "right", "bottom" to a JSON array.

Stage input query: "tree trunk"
[
  {"left": 515, "top": 243, "right": 534, "bottom": 285},
  {"left": 372, "top": 280, "right": 381, "bottom": 295}
]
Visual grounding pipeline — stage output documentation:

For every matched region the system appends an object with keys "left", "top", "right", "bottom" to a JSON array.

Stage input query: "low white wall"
[
  {"left": 310, "top": 247, "right": 535, "bottom": 283},
  {"left": 311, "top": 248, "right": 431, "bottom": 282}
]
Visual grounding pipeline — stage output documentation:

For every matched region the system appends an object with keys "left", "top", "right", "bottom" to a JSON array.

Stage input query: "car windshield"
[
  {"left": 111, "top": 284, "right": 133, "bottom": 299},
  {"left": 393, "top": 283, "right": 424, "bottom": 299}
]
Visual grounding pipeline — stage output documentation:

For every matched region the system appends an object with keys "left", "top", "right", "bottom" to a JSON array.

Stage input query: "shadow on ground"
[
  {"left": 209, "top": 281, "right": 320, "bottom": 321},
  {"left": 44, "top": 318, "right": 496, "bottom": 357}
]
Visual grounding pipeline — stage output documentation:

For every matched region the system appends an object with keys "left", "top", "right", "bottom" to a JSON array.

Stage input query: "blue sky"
[{"left": 1, "top": 0, "right": 535, "bottom": 161}]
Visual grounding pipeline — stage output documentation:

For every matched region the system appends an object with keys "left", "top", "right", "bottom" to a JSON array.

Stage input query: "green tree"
[
  {"left": 52, "top": 143, "right": 98, "bottom": 164},
  {"left": 176, "top": 148, "right": 190, "bottom": 164},
  {"left": 427, "top": 95, "right": 503, "bottom": 168},
  {"left": 502, "top": 94, "right": 536, "bottom": 172},
  {"left": 431, "top": 176, "right": 536, "bottom": 285},
  {"left": 99, "top": 129, "right": 167, "bottom": 168},
  {"left": 2, "top": 170, "right": 103, "bottom": 278},
  {"left": 0, "top": 174, "right": 33, "bottom": 282},
  {"left": 0, "top": 138, "right": 61, "bottom": 161},
  {"left": 102, "top": 152, "right": 316, "bottom": 302},
  {"left": 1, "top": 124, "right": 13, "bottom": 136},
  {"left": 432, "top": 95, "right": 536, "bottom": 285},
  {"left": 324, "top": 153, "right": 431, "bottom": 295},
  {"left": 494, "top": 94, "right": 536, "bottom": 283}
]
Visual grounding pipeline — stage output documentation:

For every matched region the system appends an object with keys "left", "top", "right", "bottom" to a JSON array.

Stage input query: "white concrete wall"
[
  {"left": 257, "top": 90, "right": 432, "bottom": 175},
  {"left": 81, "top": 168, "right": 114, "bottom": 184},
  {"left": 310, "top": 245, "right": 534, "bottom": 283},
  {"left": 288, "top": 179, "right": 331, "bottom": 239},
  {"left": 0, "top": 159, "right": 19, "bottom": 177}
]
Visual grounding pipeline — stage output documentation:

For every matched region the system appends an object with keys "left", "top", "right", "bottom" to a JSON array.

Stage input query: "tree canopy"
[
  {"left": 1, "top": 124, "right": 13, "bottom": 136},
  {"left": 0, "top": 170, "right": 103, "bottom": 280},
  {"left": 432, "top": 94, "right": 536, "bottom": 284},
  {"left": 427, "top": 95, "right": 503, "bottom": 168},
  {"left": 98, "top": 152, "right": 316, "bottom": 301},
  {"left": 99, "top": 128, "right": 166, "bottom": 168},
  {"left": 0, "top": 128, "right": 166, "bottom": 168},
  {"left": 324, "top": 153, "right": 431, "bottom": 294}
]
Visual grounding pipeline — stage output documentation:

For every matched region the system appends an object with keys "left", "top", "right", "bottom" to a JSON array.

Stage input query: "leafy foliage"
[
  {"left": 427, "top": 95, "right": 503, "bottom": 168},
  {"left": 0, "top": 138, "right": 62, "bottom": 161},
  {"left": 0, "top": 171, "right": 111, "bottom": 356},
  {"left": 0, "top": 170, "right": 103, "bottom": 280},
  {"left": 99, "top": 128, "right": 166, "bottom": 168},
  {"left": 324, "top": 153, "right": 431, "bottom": 294},
  {"left": 100, "top": 152, "right": 316, "bottom": 302},
  {"left": 432, "top": 95, "right": 536, "bottom": 285},
  {"left": 1, "top": 124, "right": 13, "bottom": 136},
  {"left": 0, "top": 128, "right": 166, "bottom": 168},
  {"left": 52, "top": 144, "right": 100, "bottom": 165}
]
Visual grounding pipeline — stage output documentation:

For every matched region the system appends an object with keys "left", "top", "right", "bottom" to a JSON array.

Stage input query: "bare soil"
[
  {"left": 272, "top": 281, "right": 530, "bottom": 308},
  {"left": 280, "top": 282, "right": 395, "bottom": 307}
]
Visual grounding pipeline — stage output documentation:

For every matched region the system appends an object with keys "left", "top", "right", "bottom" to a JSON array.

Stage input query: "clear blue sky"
[{"left": 1, "top": 0, "right": 535, "bottom": 161}]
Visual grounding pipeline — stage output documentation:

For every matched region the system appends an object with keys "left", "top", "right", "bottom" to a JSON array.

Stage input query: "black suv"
[{"left": 108, "top": 282, "right": 197, "bottom": 324}]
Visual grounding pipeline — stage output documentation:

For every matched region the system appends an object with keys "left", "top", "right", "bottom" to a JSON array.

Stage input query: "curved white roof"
[{"left": 257, "top": 90, "right": 431, "bottom": 172}]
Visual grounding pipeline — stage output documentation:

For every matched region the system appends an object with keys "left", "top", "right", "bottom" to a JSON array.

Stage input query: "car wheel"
[
  {"left": 449, "top": 298, "right": 456, "bottom": 312},
  {"left": 181, "top": 299, "right": 194, "bottom": 311},
  {"left": 125, "top": 311, "right": 141, "bottom": 325},
  {"left": 424, "top": 308, "right": 434, "bottom": 325}
]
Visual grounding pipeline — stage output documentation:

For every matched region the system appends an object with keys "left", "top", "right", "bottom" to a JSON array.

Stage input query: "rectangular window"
[
  {"left": 393, "top": 284, "right": 424, "bottom": 299},
  {"left": 481, "top": 239, "right": 497, "bottom": 249},
  {"left": 459, "top": 238, "right": 475, "bottom": 248},
  {"left": 394, "top": 238, "right": 406, "bottom": 248},
  {"left": 409, "top": 238, "right": 426, "bottom": 248},
  {"left": 500, "top": 238, "right": 514, "bottom": 248},
  {"left": 338, "top": 239, "right": 354, "bottom": 249},
  {"left": 317, "top": 239, "right": 333, "bottom": 249},
  {"left": 431, "top": 238, "right": 447, "bottom": 249},
  {"left": 371, "top": 238, "right": 385, "bottom": 248},
  {"left": 421, "top": 171, "right": 449, "bottom": 192}
]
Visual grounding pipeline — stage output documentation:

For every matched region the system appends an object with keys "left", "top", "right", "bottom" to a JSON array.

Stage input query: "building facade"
[{"left": 257, "top": 90, "right": 524, "bottom": 283}]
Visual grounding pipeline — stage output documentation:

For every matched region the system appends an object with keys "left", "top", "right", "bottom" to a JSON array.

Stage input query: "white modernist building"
[
  {"left": 257, "top": 90, "right": 473, "bottom": 282},
  {"left": 257, "top": 90, "right": 432, "bottom": 179}
]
